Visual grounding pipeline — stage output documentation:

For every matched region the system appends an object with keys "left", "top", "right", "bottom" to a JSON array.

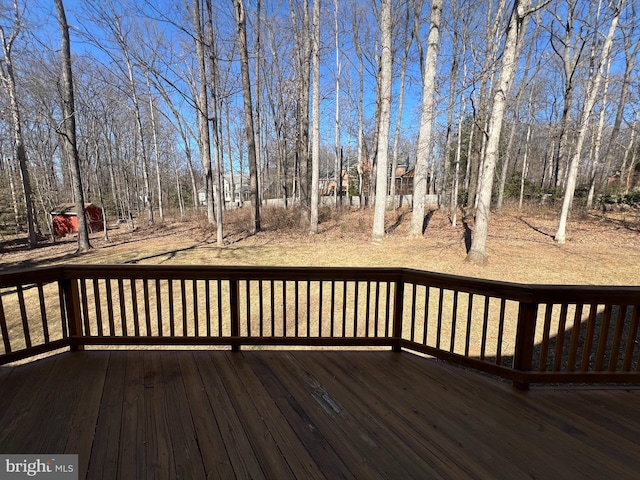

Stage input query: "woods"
[{"left": 0, "top": 0, "right": 638, "bottom": 260}]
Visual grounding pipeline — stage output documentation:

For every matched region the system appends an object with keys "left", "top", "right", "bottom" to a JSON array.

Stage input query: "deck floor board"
[{"left": 0, "top": 349, "right": 639, "bottom": 479}]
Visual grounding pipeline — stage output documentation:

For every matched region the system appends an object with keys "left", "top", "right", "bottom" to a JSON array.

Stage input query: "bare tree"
[
  {"left": 234, "top": 0, "right": 260, "bottom": 234},
  {"left": 289, "top": 0, "right": 311, "bottom": 217},
  {"left": 0, "top": 0, "right": 37, "bottom": 247},
  {"left": 55, "top": 0, "right": 91, "bottom": 251},
  {"left": 555, "top": 0, "right": 624, "bottom": 244},
  {"left": 390, "top": 0, "right": 416, "bottom": 210},
  {"left": 467, "top": 0, "right": 534, "bottom": 264},
  {"left": 371, "top": 0, "right": 393, "bottom": 241},
  {"left": 410, "top": 0, "right": 443, "bottom": 237},
  {"left": 310, "top": 0, "right": 320, "bottom": 233}
]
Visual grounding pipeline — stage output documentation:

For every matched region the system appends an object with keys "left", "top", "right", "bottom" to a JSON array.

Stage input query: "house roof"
[{"left": 50, "top": 203, "right": 97, "bottom": 215}]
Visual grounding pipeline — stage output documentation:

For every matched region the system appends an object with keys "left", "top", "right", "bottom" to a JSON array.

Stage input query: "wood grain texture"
[{"left": 0, "top": 350, "right": 638, "bottom": 479}]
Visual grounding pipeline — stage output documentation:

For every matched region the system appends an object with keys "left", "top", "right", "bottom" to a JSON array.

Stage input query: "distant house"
[
  {"left": 198, "top": 175, "right": 250, "bottom": 207},
  {"left": 50, "top": 203, "right": 103, "bottom": 237},
  {"left": 318, "top": 170, "right": 349, "bottom": 196}
]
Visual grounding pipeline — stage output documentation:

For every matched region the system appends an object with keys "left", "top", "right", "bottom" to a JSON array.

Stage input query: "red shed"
[{"left": 51, "top": 203, "right": 103, "bottom": 237}]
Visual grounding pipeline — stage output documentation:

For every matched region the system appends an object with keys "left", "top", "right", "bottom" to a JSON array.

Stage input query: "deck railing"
[{"left": 1, "top": 265, "right": 639, "bottom": 388}]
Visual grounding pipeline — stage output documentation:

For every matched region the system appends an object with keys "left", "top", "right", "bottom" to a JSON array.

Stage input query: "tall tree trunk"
[
  {"left": 192, "top": 0, "right": 215, "bottom": 223},
  {"left": 55, "top": 0, "right": 91, "bottom": 251},
  {"left": 586, "top": 55, "right": 612, "bottom": 209},
  {"left": 496, "top": 15, "right": 539, "bottom": 213},
  {"left": 206, "top": 0, "right": 225, "bottom": 244},
  {"left": 310, "top": 0, "right": 321, "bottom": 233},
  {"left": 289, "top": 0, "right": 311, "bottom": 219},
  {"left": 467, "top": 0, "right": 531, "bottom": 264},
  {"left": 145, "top": 73, "right": 164, "bottom": 222},
  {"left": 371, "top": 0, "right": 393, "bottom": 241},
  {"left": 600, "top": 12, "right": 638, "bottom": 189},
  {"left": 550, "top": 0, "right": 585, "bottom": 189},
  {"left": 410, "top": 0, "right": 442, "bottom": 237},
  {"left": 391, "top": 1, "right": 416, "bottom": 210},
  {"left": 333, "top": 0, "right": 341, "bottom": 207},
  {"left": 0, "top": 5, "right": 38, "bottom": 248},
  {"left": 555, "top": 0, "right": 624, "bottom": 244},
  {"left": 466, "top": 0, "right": 507, "bottom": 216},
  {"left": 352, "top": 5, "right": 366, "bottom": 208},
  {"left": 234, "top": 0, "right": 260, "bottom": 234},
  {"left": 451, "top": 105, "right": 466, "bottom": 227}
]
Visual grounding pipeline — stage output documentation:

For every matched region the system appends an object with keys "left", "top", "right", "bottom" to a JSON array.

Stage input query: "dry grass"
[{"left": 1, "top": 205, "right": 639, "bottom": 285}]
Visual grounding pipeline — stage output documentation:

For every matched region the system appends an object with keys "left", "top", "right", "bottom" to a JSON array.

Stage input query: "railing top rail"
[
  {"left": 59, "top": 264, "right": 405, "bottom": 282},
  {"left": 0, "top": 265, "right": 63, "bottom": 288},
  {"left": 400, "top": 268, "right": 535, "bottom": 302},
  {"left": 0, "top": 264, "right": 638, "bottom": 305}
]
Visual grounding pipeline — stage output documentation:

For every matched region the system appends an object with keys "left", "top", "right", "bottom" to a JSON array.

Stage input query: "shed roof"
[{"left": 50, "top": 203, "right": 97, "bottom": 215}]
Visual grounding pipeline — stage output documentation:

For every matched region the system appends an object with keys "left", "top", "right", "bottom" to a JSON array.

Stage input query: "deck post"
[
  {"left": 61, "top": 277, "right": 84, "bottom": 352},
  {"left": 392, "top": 278, "right": 405, "bottom": 352},
  {"left": 230, "top": 279, "right": 240, "bottom": 352},
  {"left": 512, "top": 302, "right": 538, "bottom": 390}
]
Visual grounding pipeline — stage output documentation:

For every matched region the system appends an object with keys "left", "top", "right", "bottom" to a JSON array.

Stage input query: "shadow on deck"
[{"left": 1, "top": 349, "right": 639, "bottom": 479}]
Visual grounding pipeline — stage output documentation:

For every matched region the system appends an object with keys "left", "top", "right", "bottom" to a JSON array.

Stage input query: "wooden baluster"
[
  {"left": 205, "top": 280, "right": 211, "bottom": 337},
  {"left": 580, "top": 304, "right": 598, "bottom": 372},
  {"left": 464, "top": 293, "right": 474, "bottom": 357},
  {"left": 567, "top": 304, "right": 584, "bottom": 372},
  {"left": 512, "top": 302, "right": 538, "bottom": 390},
  {"left": 143, "top": 279, "right": 151, "bottom": 337},
  {"left": 330, "top": 281, "right": 336, "bottom": 337},
  {"left": 270, "top": 280, "right": 275, "bottom": 336},
  {"left": 168, "top": 279, "right": 175, "bottom": 337},
  {"left": 450, "top": 290, "right": 459, "bottom": 353},
  {"left": 17, "top": 285, "right": 31, "bottom": 348},
  {"left": 364, "top": 281, "right": 371, "bottom": 338},
  {"left": 436, "top": 289, "right": 444, "bottom": 350},
  {"left": 217, "top": 280, "right": 223, "bottom": 336},
  {"left": 319, "top": 281, "right": 324, "bottom": 337},
  {"left": 181, "top": 279, "right": 188, "bottom": 336},
  {"left": 61, "top": 278, "right": 83, "bottom": 352},
  {"left": 353, "top": 281, "right": 359, "bottom": 338},
  {"left": 480, "top": 296, "right": 490, "bottom": 360},
  {"left": 38, "top": 283, "right": 50, "bottom": 344},
  {"left": 385, "top": 282, "right": 392, "bottom": 337},
  {"left": 230, "top": 279, "right": 240, "bottom": 351},
  {"left": 155, "top": 279, "right": 163, "bottom": 336},
  {"left": 608, "top": 305, "right": 628, "bottom": 371},
  {"left": 622, "top": 305, "right": 639, "bottom": 371},
  {"left": 93, "top": 278, "right": 104, "bottom": 337},
  {"left": 553, "top": 303, "right": 568, "bottom": 371},
  {"left": 131, "top": 279, "right": 140, "bottom": 337},
  {"left": 342, "top": 281, "right": 348, "bottom": 337},
  {"left": 282, "top": 280, "right": 287, "bottom": 337},
  {"left": 595, "top": 304, "right": 613, "bottom": 371},
  {"left": 117, "top": 278, "right": 127, "bottom": 336},
  {"left": 410, "top": 283, "right": 417, "bottom": 342},
  {"left": 245, "top": 280, "right": 251, "bottom": 337},
  {"left": 496, "top": 299, "right": 506, "bottom": 366},
  {"left": 374, "top": 282, "right": 380, "bottom": 338},
  {"left": 58, "top": 282, "right": 68, "bottom": 339},
  {"left": 0, "top": 293, "right": 11, "bottom": 354},
  {"left": 259, "top": 280, "right": 264, "bottom": 337},
  {"left": 79, "top": 279, "right": 90, "bottom": 337},
  {"left": 539, "top": 304, "right": 553, "bottom": 372},
  {"left": 392, "top": 279, "right": 404, "bottom": 352},
  {"left": 422, "top": 287, "right": 430, "bottom": 345},
  {"left": 192, "top": 280, "right": 199, "bottom": 337}
]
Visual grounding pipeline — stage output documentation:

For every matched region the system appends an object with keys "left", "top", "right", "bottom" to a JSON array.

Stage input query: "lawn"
[{"left": 2, "top": 205, "right": 638, "bottom": 286}]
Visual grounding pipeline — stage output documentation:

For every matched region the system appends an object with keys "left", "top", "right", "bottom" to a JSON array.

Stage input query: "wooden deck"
[{"left": 0, "top": 349, "right": 639, "bottom": 479}]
